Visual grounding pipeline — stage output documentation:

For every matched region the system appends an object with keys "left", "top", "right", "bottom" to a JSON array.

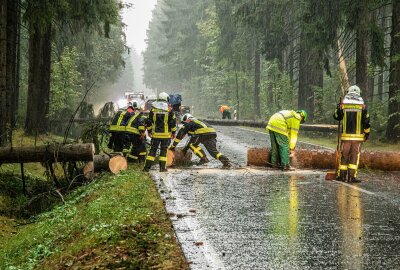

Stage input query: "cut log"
[
  {"left": 247, "top": 147, "right": 400, "bottom": 171},
  {"left": 0, "top": 143, "right": 95, "bottom": 163},
  {"left": 83, "top": 154, "right": 111, "bottom": 178},
  {"left": 83, "top": 154, "right": 128, "bottom": 177},
  {"left": 167, "top": 148, "right": 192, "bottom": 167},
  {"left": 109, "top": 155, "right": 128, "bottom": 174}
]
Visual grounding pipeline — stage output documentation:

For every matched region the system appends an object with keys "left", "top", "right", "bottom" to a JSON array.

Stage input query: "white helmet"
[
  {"left": 181, "top": 113, "right": 194, "bottom": 122},
  {"left": 158, "top": 92, "right": 170, "bottom": 102},
  {"left": 347, "top": 85, "right": 361, "bottom": 95}
]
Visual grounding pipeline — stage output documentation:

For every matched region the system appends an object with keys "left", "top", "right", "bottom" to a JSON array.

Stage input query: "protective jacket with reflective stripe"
[
  {"left": 266, "top": 110, "right": 301, "bottom": 150},
  {"left": 126, "top": 112, "right": 146, "bottom": 135},
  {"left": 109, "top": 110, "right": 133, "bottom": 132},
  {"left": 172, "top": 119, "right": 216, "bottom": 146},
  {"left": 146, "top": 106, "right": 177, "bottom": 139},
  {"left": 334, "top": 102, "right": 370, "bottom": 141}
]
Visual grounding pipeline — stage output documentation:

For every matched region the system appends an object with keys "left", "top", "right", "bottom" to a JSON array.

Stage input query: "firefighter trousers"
[
  {"left": 188, "top": 134, "right": 229, "bottom": 163},
  {"left": 338, "top": 140, "right": 362, "bottom": 179},
  {"left": 144, "top": 138, "right": 170, "bottom": 171},
  {"left": 127, "top": 134, "right": 147, "bottom": 163},
  {"left": 108, "top": 132, "right": 127, "bottom": 153},
  {"left": 269, "top": 130, "right": 290, "bottom": 167}
]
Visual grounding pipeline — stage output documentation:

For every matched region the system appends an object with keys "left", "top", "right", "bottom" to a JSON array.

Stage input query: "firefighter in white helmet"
[
  {"left": 144, "top": 92, "right": 176, "bottom": 172},
  {"left": 334, "top": 85, "right": 370, "bottom": 183},
  {"left": 169, "top": 113, "right": 231, "bottom": 168}
]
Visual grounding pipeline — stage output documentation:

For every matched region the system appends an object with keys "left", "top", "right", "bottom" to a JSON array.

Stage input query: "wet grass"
[
  {"left": 0, "top": 130, "right": 188, "bottom": 270},
  {"left": 0, "top": 166, "right": 188, "bottom": 270}
]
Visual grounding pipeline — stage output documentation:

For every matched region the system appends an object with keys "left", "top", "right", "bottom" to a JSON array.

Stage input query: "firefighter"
[
  {"left": 334, "top": 85, "right": 370, "bottom": 183},
  {"left": 108, "top": 104, "right": 135, "bottom": 152},
  {"left": 220, "top": 105, "right": 231, "bottom": 119},
  {"left": 169, "top": 113, "right": 231, "bottom": 168},
  {"left": 144, "top": 92, "right": 177, "bottom": 172},
  {"left": 125, "top": 102, "right": 147, "bottom": 163},
  {"left": 266, "top": 110, "right": 307, "bottom": 170}
]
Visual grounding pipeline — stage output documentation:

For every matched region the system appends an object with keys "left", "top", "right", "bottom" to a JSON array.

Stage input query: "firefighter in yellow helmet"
[
  {"left": 144, "top": 92, "right": 177, "bottom": 172},
  {"left": 334, "top": 85, "right": 370, "bottom": 183},
  {"left": 266, "top": 110, "right": 307, "bottom": 170},
  {"left": 169, "top": 113, "right": 231, "bottom": 168}
]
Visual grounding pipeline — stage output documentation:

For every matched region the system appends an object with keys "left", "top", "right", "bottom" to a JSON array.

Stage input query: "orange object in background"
[{"left": 220, "top": 105, "right": 230, "bottom": 113}]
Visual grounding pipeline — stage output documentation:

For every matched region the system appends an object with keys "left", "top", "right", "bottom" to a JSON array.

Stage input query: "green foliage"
[
  {"left": 80, "top": 120, "right": 109, "bottom": 154},
  {"left": 143, "top": 0, "right": 399, "bottom": 142},
  {"left": 0, "top": 167, "right": 187, "bottom": 269},
  {"left": 259, "top": 60, "right": 296, "bottom": 119},
  {"left": 49, "top": 46, "right": 82, "bottom": 119}
]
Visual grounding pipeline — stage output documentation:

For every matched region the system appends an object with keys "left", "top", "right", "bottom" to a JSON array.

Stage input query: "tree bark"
[
  {"left": 298, "top": 32, "right": 323, "bottom": 121},
  {"left": 254, "top": 37, "right": 261, "bottom": 118},
  {"left": 386, "top": 0, "right": 400, "bottom": 142},
  {"left": 0, "top": 0, "right": 12, "bottom": 146},
  {"left": 356, "top": 4, "right": 370, "bottom": 101},
  {"left": 247, "top": 147, "right": 400, "bottom": 171},
  {"left": 25, "top": 24, "right": 52, "bottom": 134},
  {"left": 7, "top": 0, "right": 18, "bottom": 128},
  {"left": 0, "top": 143, "right": 95, "bottom": 163}
]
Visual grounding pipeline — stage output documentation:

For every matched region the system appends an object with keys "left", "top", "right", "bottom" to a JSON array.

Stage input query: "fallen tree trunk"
[
  {"left": 203, "top": 119, "right": 337, "bottom": 133},
  {"left": 83, "top": 154, "right": 128, "bottom": 178},
  {"left": 247, "top": 148, "right": 400, "bottom": 171},
  {"left": 0, "top": 143, "right": 95, "bottom": 163}
]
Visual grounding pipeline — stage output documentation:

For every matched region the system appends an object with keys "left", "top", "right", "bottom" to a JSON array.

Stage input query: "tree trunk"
[
  {"left": 298, "top": 33, "right": 323, "bottom": 122},
  {"left": 7, "top": 0, "right": 18, "bottom": 128},
  {"left": 356, "top": 4, "right": 370, "bottom": 101},
  {"left": 254, "top": 37, "right": 261, "bottom": 118},
  {"left": 377, "top": 5, "right": 387, "bottom": 101},
  {"left": 0, "top": 0, "right": 12, "bottom": 146},
  {"left": 386, "top": 0, "right": 400, "bottom": 142},
  {"left": 0, "top": 143, "right": 95, "bottom": 163},
  {"left": 25, "top": 24, "right": 52, "bottom": 135},
  {"left": 247, "top": 147, "right": 400, "bottom": 171},
  {"left": 377, "top": 66, "right": 384, "bottom": 100}
]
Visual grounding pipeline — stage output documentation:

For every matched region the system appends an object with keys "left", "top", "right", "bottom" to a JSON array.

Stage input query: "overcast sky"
[{"left": 122, "top": 0, "right": 158, "bottom": 54}]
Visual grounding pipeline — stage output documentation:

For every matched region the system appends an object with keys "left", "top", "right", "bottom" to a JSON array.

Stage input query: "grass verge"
[{"left": 0, "top": 165, "right": 188, "bottom": 270}]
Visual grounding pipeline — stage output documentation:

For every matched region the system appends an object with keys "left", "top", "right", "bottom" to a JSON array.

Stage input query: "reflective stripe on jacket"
[
  {"left": 334, "top": 102, "right": 370, "bottom": 141},
  {"left": 172, "top": 119, "right": 216, "bottom": 146},
  {"left": 146, "top": 106, "right": 177, "bottom": 139},
  {"left": 266, "top": 110, "right": 301, "bottom": 150},
  {"left": 126, "top": 112, "right": 146, "bottom": 134},
  {"left": 109, "top": 111, "right": 130, "bottom": 132}
]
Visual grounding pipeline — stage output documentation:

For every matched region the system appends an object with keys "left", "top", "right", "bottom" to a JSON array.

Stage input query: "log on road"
[
  {"left": 167, "top": 148, "right": 192, "bottom": 167},
  {"left": 83, "top": 154, "right": 128, "bottom": 178},
  {"left": 0, "top": 143, "right": 95, "bottom": 163},
  {"left": 247, "top": 148, "right": 400, "bottom": 171}
]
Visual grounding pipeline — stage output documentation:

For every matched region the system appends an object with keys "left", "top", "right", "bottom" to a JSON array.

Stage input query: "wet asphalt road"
[{"left": 152, "top": 125, "right": 400, "bottom": 270}]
